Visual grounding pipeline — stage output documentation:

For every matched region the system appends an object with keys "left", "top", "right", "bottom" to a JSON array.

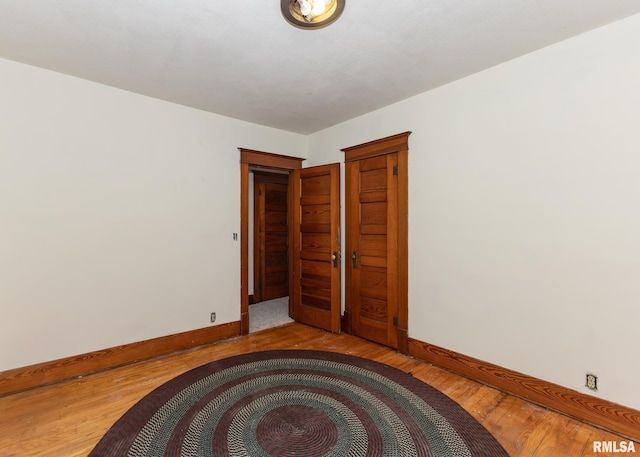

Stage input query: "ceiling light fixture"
[{"left": 281, "top": 0, "right": 345, "bottom": 29}]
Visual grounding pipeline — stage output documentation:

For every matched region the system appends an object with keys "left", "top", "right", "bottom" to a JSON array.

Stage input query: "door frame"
[
  {"left": 341, "top": 132, "right": 411, "bottom": 353},
  {"left": 239, "top": 149, "right": 304, "bottom": 335}
]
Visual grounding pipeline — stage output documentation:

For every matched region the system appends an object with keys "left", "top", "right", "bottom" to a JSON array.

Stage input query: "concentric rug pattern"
[{"left": 89, "top": 350, "right": 509, "bottom": 456}]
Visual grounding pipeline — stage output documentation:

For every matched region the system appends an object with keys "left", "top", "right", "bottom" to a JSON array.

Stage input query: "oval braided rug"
[{"left": 89, "top": 350, "right": 509, "bottom": 457}]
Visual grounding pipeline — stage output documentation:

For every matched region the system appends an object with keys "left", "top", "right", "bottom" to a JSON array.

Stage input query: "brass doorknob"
[{"left": 331, "top": 252, "right": 339, "bottom": 268}]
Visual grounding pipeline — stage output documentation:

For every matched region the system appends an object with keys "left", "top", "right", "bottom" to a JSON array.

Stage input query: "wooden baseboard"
[
  {"left": 408, "top": 338, "right": 640, "bottom": 442},
  {"left": 0, "top": 321, "right": 241, "bottom": 397}
]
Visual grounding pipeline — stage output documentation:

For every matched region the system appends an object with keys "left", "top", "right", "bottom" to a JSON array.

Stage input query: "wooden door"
[
  {"left": 343, "top": 132, "right": 410, "bottom": 351},
  {"left": 290, "top": 163, "right": 341, "bottom": 333},
  {"left": 254, "top": 172, "right": 289, "bottom": 303}
]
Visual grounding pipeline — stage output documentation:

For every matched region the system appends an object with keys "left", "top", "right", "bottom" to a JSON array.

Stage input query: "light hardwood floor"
[{"left": 0, "top": 323, "right": 635, "bottom": 456}]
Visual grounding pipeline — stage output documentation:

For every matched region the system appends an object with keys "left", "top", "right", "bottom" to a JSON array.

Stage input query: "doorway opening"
[
  {"left": 249, "top": 169, "right": 294, "bottom": 333},
  {"left": 240, "top": 149, "right": 342, "bottom": 336},
  {"left": 239, "top": 149, "right": 304, "bottom": 335}
]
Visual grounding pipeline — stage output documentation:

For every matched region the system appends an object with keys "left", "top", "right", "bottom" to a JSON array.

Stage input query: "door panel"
[
  {"left": 346, "top": 153, "right": 399, "bottom": 348},
  {"left": 254, "top": 173, "right": 289, "bottom": 303},
  {"left": 291, "top": 163, "right": 341, "bottom": 333}
]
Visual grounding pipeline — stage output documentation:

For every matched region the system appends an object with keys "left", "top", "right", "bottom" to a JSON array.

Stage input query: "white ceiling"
[{"left": 1, "top": 1, "right": 639, "bottom": 134}]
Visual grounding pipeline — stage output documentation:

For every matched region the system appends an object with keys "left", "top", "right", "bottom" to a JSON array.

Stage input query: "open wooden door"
[{"left": 290, "top": 163, "right": 341, "bottom": 333}]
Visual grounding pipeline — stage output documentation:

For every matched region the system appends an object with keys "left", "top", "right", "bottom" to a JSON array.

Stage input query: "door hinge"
[
  {"left": 392, "top": 164, "right": 398, "bottom": 176},
  {"left": 393, "top": 316, "right": 398, "bottom": 326}
]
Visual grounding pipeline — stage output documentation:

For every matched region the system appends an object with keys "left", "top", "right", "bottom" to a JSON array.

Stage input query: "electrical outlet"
[
  {"left": 586, "top": 373, "right": 598, "bottom": 391},
  {"left": 210, "top": 312, "right": 216, "bottom": 323}
]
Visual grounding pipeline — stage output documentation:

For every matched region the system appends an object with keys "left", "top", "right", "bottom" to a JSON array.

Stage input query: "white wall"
[
  {"left": 307, "top": 13, "right": 640, "bottom": 410},
  {"left": 0, "top": 58, "right": 306, "bottom": 371},
  {"left": 2, "top": 12, "right": 639, "bottom": 413}
]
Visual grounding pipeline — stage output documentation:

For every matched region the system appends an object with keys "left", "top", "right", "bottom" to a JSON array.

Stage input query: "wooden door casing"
[
  {"left": 343, "top": 132, "right": 410, "bottom": 352},
  {"left": 290, "top": 163, "right": 341, "bottom": 333}
]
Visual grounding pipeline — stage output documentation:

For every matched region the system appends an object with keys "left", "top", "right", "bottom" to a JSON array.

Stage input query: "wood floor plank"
[
  {"left": 530, "top": 416, "right": 592, "bottom": 457},
  {"left": 457, "top": 385, "right": 509, "bottom": 423},
  {"left": 0, "top": 323, "right": 637, "bottom": 457}
]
